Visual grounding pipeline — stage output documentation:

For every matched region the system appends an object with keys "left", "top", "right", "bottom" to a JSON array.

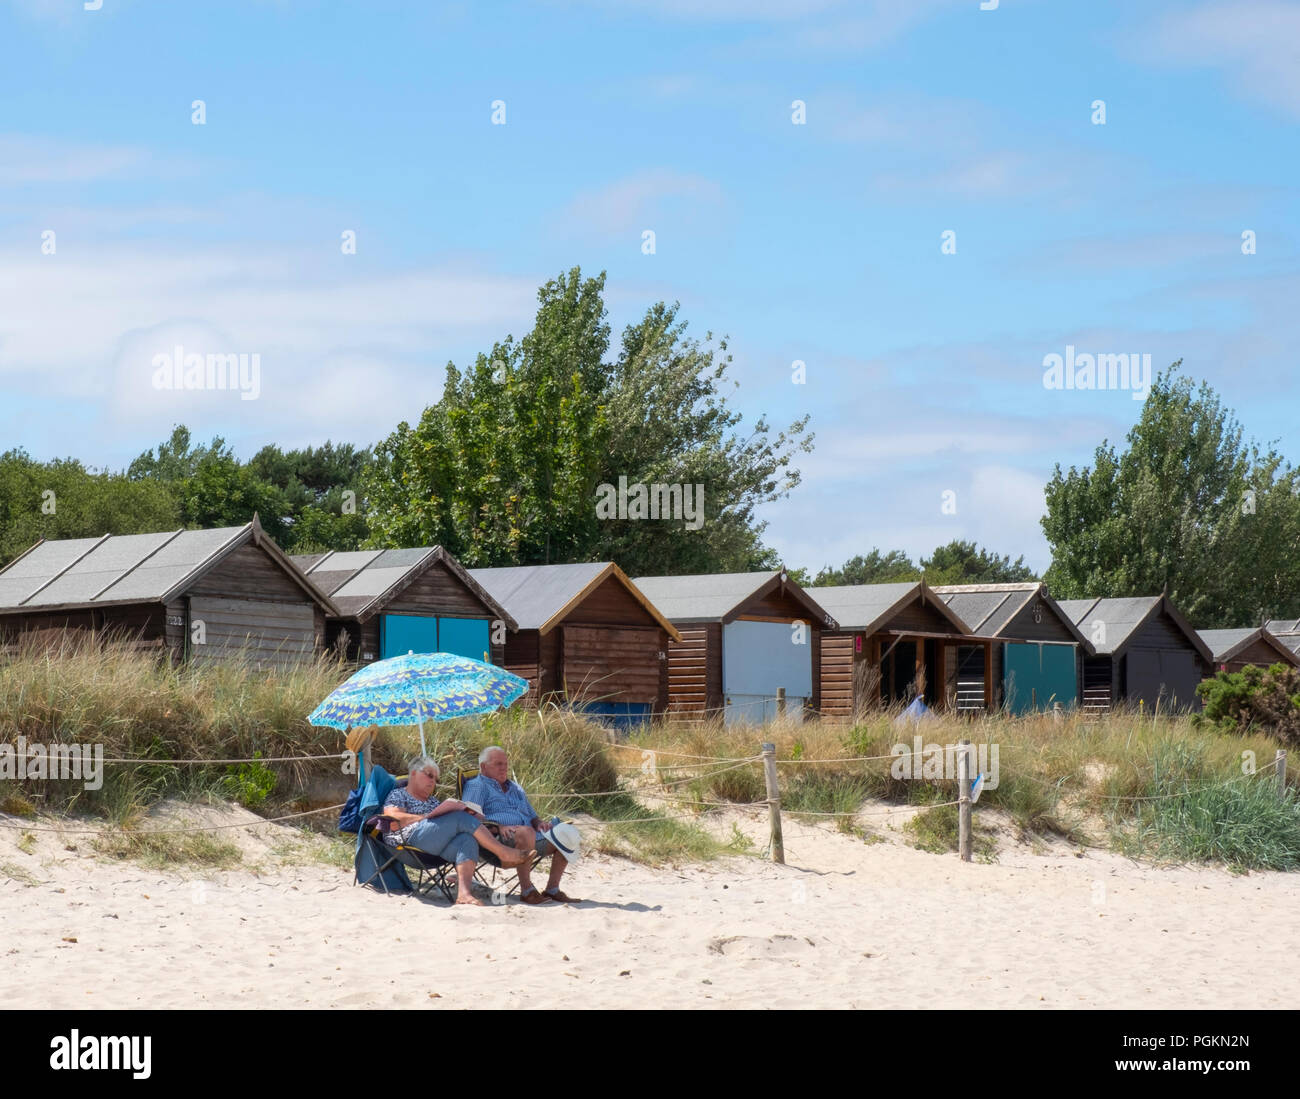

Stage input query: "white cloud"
[
  {"left": 0, "top": 134, "right": 200, "bottom": 185},
  {"left": 1143, "top": 1, "right": 1300, "bottom": 118},
  {"left": 559, "top": 169, "right": 725, "bottom": 237},
  {"left": 0, "top": 240, "right": 546, "bottom": 463}
]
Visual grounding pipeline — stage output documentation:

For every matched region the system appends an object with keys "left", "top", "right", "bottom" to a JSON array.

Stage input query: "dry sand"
[{"left": 1, "top": 800, "right": 1295, "bottom": 1009}]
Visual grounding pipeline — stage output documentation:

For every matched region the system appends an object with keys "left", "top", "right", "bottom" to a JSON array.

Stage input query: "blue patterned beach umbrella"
[{"left": 309, "top": 651, "right": 528, "bottom": 755}]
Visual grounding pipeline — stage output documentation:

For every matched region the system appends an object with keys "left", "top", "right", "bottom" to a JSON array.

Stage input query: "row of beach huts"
[{"left": 2, "top": 517, "right": 1299, "bottom": 725}]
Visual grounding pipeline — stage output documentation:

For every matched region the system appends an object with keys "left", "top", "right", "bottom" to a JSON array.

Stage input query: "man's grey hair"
[
  {"left": 408, "top": 755, "right": 440, "bottom": 778},
  {"left": 478, "top": 745, "right": 507, "bottom": 766}
]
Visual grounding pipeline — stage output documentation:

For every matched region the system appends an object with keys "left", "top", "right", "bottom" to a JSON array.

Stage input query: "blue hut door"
[
  {"left": 1003, "top": 642, "right": 1078, "bottom": 714},
  {"left": 721, "top": 620, "right": 812, "bottom": 725},
  {"left": 380, "top": 614, "right": 438, "bottom": 658},
  {"left": 436, "top": 617, "right": 491, "bottom": 662}
]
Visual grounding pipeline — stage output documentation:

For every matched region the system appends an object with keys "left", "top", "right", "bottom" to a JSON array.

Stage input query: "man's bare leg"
[
  {"left": 545, "top": 853, "right": 567, "bottom": 893},
  {"left": 509, "top": 825, "right": 538, "bottom": 893}
]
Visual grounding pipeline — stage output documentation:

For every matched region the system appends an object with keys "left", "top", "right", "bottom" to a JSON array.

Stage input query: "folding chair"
[
  {"left": 457, "top": 766, "right": 554, "bottom": 898},
  {"left": 347, "top": 755, "right": 457, "bottom": 902}
]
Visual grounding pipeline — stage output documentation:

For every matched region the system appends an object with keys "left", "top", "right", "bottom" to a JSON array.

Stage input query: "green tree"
[
  {"left": 0, "top": 450, "right": 179, "bottom": 567},
  {"left": 812, "top": 549, "right": 919, "bottom": 586},
  {"left": 1041, "top": 364, "right": 1300, "bottom": 625},
  {"left": 365, "top": 267, "right": 812, "bottom": 573},
  {"left": 920, "top": 540, "right": 1037, "bottom": 585},
  {"left": 247, "top": 441, "right": 373, "bottom": 551},
  {"left": 130, "top": 427, "right": 288, "bottom": 537}
]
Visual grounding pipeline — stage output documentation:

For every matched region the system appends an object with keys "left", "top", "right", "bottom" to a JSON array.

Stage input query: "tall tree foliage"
[
  {"left": 0, "top": 450, "right": 179, "bottom": 567},
  {"left": 128, "top": 426, "right": 372, "bottom": 551},
  {"left": 812, "top": 541, "right": 1035, "bottom": 586},
  {"left": 1042, "top": 364, "right": 1300, "bottom": 625},
  {"left": 364, "top": 267, "right": 812, "bottom": 573},
  {"left": 920, "top": 540, "right": 1036, "bottom": 585},
  {"left": 813, "top": 549, "right": 919, "bottom": 586}
]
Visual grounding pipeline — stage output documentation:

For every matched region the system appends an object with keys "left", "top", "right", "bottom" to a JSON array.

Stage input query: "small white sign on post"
[{"left": 970, "top": 773, "right": 985, "bottom": 804}]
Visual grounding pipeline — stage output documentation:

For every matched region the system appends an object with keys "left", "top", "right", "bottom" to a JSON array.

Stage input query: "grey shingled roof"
[
  {"left": 806, "top": 581, "right": 967, "bottom": 635},
  {"left": 294, "top": 547, "right": 515, "bottom": 627},
  {"left": 1057, "top": 595, "right": 1210, "bottom": 661},
  {"left": 469, "top": 562, "right": 615, "bottom": 632},
  {"left": 805, "top": 583, "right": 916, "bottom": 631},
  {"left": 1057, "top": 597, "right": 1155, "bottom": 654},
  {"left": 0, "top": 521, "right": 335, "bottom": 615},
  {"left": 939, "top": 590, "right": 1031, "bottom": 635},
  {"left": 931, "top": 582, "right": 1090, "bottom": 649},
  {"left": 1198, "top": 628, "right": 1300, "bottom": 666}
]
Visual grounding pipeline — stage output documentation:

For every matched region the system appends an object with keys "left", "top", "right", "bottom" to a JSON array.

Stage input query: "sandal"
[
  {"left": 521, "top": 888, "right": 550, "bottom": 905},
  {"left": 544, "top": 889, "right": 581, "bottom": 904}
]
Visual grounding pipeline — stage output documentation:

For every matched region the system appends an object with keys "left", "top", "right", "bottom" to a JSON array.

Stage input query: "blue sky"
[{"left": 1, "top": 0, "right": 1297, "bottom": 575}]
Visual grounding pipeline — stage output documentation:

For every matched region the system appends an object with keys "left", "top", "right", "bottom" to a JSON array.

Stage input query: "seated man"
[
  {"left": 462, "top": 745, "right": 582, "bottom": 905},
  {"left": 382, "top": 755, "right": 529, "bottom": 906}
]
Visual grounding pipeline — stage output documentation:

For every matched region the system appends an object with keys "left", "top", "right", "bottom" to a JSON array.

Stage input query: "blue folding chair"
[{"left": 345, "top": 752, "right": 457, "bottom": 902}]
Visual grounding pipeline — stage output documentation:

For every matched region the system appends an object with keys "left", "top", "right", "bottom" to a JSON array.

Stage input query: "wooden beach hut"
[
  {"left": 1197, "top": 628, "right": 1300, "bottom": 675},
  {"left": 1264, "top": 620, "right": 1300, "bottom": 660},
  {"left": 1056, "top": 595, "right": 1214, "bottom": 712},
  {"left": 0, "top": 517, "right": 336, "bottom": 668},
  {"left": 933, "top": 582, "right": 1093, "bottom": 714},
  {"left": 810, "top": 581, "right": 993, "bottom": 721},
  {"left": 631, "top": 570, "right": 836, "bottom": 724},
  {"left": 469, "top": 562, "right": 680, "bottom": 727},
  {"left": 290, "top": 547, "right": 516, "bottom": 666}
]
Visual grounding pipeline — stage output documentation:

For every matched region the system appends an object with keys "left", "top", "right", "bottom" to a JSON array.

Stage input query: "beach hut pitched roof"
[
  {"left": 932, "top": 581, "right": 1092, "bottom": 650},
  {"left": 291, "top": 547, "right": 516, "bottom": 629},
  {"left": 1265, "top": 620, "right": 1300, "bottom": 657},
  {"left": 1057, "top": 595, "right": 1212, "bottom": 662},
  {"left": 1198, "top": 627, "right": 1300, "bottom": 667},
  {"left": 631, "top": 570, "right": 835, "bottom": 627},
  {"left": 807, "top": 581, "right": 968, "bottom": 635},
  {"left": 470, "top": 562, "right": 679, "bottom": 639},
  {"left": 0, "top": 517, "right": 337, "bottom": 617}
]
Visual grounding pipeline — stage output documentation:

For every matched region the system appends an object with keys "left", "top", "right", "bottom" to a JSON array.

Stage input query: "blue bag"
[{"left": 338, "top": 785, "right": 365, "bottom": 833}]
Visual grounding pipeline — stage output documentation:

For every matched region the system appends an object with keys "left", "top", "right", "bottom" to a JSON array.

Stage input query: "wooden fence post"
[
  {"left": 776, "top": 687, "right": 786, "bottom": 718},
  {"left": 1277, "top": 749, "right": 1288, "bottom": 796},
  {"left": 957, "top": 738, "right": 972, "bottom": 863},
  {"left": 762, "top": 742, "right": 784, "bottom": 865}
]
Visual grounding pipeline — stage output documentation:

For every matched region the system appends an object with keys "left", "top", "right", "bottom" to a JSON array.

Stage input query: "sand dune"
[{"left": 0, "top": 801, "right": 1295, "bottom": 1009}]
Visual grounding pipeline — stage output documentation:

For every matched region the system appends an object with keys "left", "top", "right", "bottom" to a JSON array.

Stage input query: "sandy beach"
[{"left": 1, "top": 801, "right": 1295, "bottom": 1010}]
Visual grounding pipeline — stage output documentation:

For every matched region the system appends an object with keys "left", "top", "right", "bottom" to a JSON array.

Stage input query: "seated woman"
[{"left": 383, "top": 755, "right": 531, "bottom": 906}]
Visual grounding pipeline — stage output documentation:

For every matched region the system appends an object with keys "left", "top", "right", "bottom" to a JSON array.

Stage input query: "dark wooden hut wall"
[
  {"left": 1216, "top": 638, "right": 1291, "bottom": 673},
  {"left": 561, "top": 624, "right": 662, "bottom": 703},
  {"left": 1003, "top": 597, "right": 1076, "bottom": 643},
  {"left": 187, "top": 544, "right": 307, "bottom": 602},
  {"left": 664, "top": 623, "right": 722, "bottom": 717},
  {"left": 384, "top": 561, "right": 490, "bottom": 618},
  {"left": 819, "top": 633, "right": 855, "bottom": 720}
]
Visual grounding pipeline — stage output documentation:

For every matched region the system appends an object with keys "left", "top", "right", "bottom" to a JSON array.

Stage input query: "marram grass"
[{"left": 2, "top": 641, "right": 1299, "bottom": 871}]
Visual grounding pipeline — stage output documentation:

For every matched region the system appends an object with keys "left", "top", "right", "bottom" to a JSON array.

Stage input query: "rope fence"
[{"left": 0, "top": 737, "right": 1291, "bottom": 861}]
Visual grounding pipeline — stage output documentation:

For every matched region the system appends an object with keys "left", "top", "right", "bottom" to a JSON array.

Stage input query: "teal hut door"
[
  {"left": 1002, "top": 642, "right": 1077, "bottom": 714},
  {"left": 380, "top": 614, "right": 438, "bottom": 658},
  {"left": 436, "top": 617, "right": 491, "bottom": 662}
]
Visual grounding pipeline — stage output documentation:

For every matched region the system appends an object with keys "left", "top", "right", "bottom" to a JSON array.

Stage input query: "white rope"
[
  {"left": 0, "top": 802, "right": 346, "bottom": 836},
  {"left": 97, "top": 752, "right": 347, "bottom": 765}
]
